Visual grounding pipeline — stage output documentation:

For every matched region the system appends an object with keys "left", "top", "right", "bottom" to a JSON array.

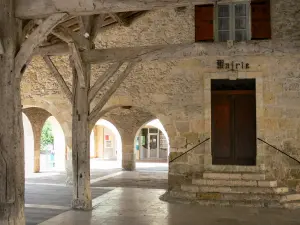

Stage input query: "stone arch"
[
  {"left": 93, "top": 105, "right": 156, "bottom": 170},
  {"left": 22, "top": 98, "right": 72, "bottom": 147},
  {"left": 90, "top": 118, "right": 122, "bottom": 165},
  {"left": 134, "top": 119, "right": 170, "bottom": 162}
]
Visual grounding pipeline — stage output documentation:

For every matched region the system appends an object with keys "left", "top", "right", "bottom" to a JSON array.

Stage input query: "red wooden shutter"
[
  {"left": 251, "top": 0, "right": 271, "bottom": 39},
  {"left": 195, "top": 5, "right": 214, "bottom": 42}
]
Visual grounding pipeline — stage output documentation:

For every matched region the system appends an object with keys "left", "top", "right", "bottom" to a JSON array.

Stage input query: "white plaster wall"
[
  {"left": 48, "top": 116, "right": 66, "bottom": 171},
  {"left": 23, "top": 113, "right": 34, "bottom": 175}
]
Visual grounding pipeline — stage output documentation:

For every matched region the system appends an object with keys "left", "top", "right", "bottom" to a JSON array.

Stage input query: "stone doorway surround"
[{"left": 203, "top": 70, "right": 265, "bottom": 173}]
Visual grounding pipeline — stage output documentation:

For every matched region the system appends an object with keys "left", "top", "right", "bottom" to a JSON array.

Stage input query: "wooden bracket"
[
  {"left": 43, "top": 56, "right": 73, "bottom": 103},
  {"left": 89, "top": 61, "right": 136, "bottom": 123},
  {"left": 69, "top": 42, "right": 86, "bottom": 88}
]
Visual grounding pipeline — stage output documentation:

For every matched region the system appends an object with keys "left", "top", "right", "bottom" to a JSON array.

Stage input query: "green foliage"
[{"left": 40, "top": 120, "right": 54, "bottom": 153}]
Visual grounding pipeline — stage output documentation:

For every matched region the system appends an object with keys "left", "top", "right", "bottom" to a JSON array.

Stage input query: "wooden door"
[{"left": 212, "top": 90, "right": 256, "bottom": 165}]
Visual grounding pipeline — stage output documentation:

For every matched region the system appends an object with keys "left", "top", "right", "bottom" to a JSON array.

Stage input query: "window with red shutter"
[
  {"left": 195, "top": 5, "right": 214, "bottom": 42},
  {"left": 251, "top": 0, "right": 271, "bottom": 39}
]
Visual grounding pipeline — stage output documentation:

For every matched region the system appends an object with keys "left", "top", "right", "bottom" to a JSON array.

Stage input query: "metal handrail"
[
  {"left": 169, "top": 138, "right": 210, "bottom": 163},
  {"left": 258, "top": 138, "right": 300, "bottom": 165}
]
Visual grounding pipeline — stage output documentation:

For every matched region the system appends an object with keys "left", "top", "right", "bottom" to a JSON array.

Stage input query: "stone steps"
[
  {"left": 164, "top": 171, "right": 300, "bottom": 209},
  {"left": 203, "top": 172, "right": 266, "bottom": 181},
  {"left": 169, "top": 190, "right": 282, "bottom": 208},
  {"left": 182, "top": 184, "right": 289, "bottom": 194},
  {"left": 192, "top": 178, "right": 277, "bottom": 187},
  {"left": 280, "top": 193, "right": 300, "bottom": 203}
]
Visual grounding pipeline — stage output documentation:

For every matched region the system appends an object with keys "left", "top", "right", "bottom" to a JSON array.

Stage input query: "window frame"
[{"left": 214, "top": 1, "right": 251, "bottom": 42}]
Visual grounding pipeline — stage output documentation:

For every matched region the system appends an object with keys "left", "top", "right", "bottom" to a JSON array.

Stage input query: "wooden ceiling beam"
[{"left": 16, "top": 0, "right": 215, "bottom": 19}]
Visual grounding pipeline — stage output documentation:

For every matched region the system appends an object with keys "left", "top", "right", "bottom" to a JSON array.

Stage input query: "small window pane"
[
  {"left": 235, "top": 30, "right": 247, "bottom": 41},
  {"left": 218, "top": 18, "right": 230, "bottom": 30},
  {"left": 219, "top": 31, "right": 230, "bottom": 42},
  {"left": 235, "top": 4, "right": 246, "bottom": 16},
  {"left": 235, "top": 17, "right": 247, "bottom": 29},
  {"left": 218, "top": 5, "right": 230, "bottom": 17}
]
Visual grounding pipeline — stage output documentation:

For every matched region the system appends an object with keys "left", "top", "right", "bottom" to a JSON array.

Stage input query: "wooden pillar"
[
  {"left": 0, "top": 0, "right": 25, "bottom": 224},
  {"left": 71, "top": 61, "right": 92, "bottom": 210}
]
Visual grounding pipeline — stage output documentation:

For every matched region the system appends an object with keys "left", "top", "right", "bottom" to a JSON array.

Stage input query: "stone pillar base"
[
  {"left": 122, "top": 152, "right": 136, "bottom": 171},
  {"left": 71, "top": 199, "right": 92, "bottom": 210}
]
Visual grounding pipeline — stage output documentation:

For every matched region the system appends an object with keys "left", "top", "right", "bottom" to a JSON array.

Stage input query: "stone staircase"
[{"left": 164, "top": 171, "right": 300, "bottom": 209}]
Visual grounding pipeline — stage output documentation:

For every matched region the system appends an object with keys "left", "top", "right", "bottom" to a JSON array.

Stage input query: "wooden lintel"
[
  {"left": 43, "top": 55, "right": 73, "bottom": 103},
  {"left": 69, "top": 42, "right": 86, "bottom": 88},
  {"left": 15, "top": 13, "right": 68, "bottom": 79},
  {"left": 89, "top": 61, "right": 136, "bottom": 124},
  {"left": 109, "top": 13, "right": 129, "bottom": 26},
  {"left": 88, "top": 62, "right": 123, "bottom": 103},
  {"left": 16, "top": 0, "right": 215, "bottom": 19}
]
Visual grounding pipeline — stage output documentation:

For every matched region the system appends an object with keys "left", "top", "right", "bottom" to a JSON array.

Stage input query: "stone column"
[
  {"left": 0, "top": 0, "right": 25, "bottom": 223},
  {"left": 93, "top": 125, "right": 104, "bottom": 158},
  {"left": 23, "top": 108, "right": 51, "bottom": 173},
  {"left": 71, "top": 62, "right": 92, "bottom": 210},
  {"left": 121, "top": 131, "right": 136, "bottom": 171}
]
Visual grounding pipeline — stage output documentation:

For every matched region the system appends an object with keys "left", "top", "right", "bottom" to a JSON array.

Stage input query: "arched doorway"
[
  {"left": 135, "top": 119, "right": 170, "bottom": 162},
  {"left": 40, "top": 116, "right": 66, "bottom": 172},
  {"left": 90, "top": 119, "right": 122, "bottom": 169}
]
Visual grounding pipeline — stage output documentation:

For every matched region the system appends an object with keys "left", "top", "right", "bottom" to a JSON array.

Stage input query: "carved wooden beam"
[
  {"left": 15, "top": 13, "right": 68, "bottom": 79},
  {"left": 35, "top": 40, "right": 300, "bottom": 61},
  {"left": 69, "top": 42, "right": 86, "bottom": 88},
  {"left": 89, "top": 61, "right": 136, "bottom": 124},
  {"left": 16, "top": 0, "right": 214, "bottom": 19},
  {"left": 43, "top": 56, "right": 73, "bottom": 103},
  {"left": 36, "top": 43, "right": 69, "bottom": 56},
  {"left": 109, "top": 13, "right": 129, "bottom": 27},
  {"left": 82, "top": 41, "right": 300, "bottom": 64},
  {"left": 88, "top": 62, "right": 123, "bottom": 103}
]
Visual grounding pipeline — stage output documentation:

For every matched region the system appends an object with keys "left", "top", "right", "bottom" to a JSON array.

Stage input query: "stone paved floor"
[
  {"left": 40, "top": 188, "right": 300, "bottom": 225},
  {"left": 25, "top": 160, "right": 168, "bottom": 225}
]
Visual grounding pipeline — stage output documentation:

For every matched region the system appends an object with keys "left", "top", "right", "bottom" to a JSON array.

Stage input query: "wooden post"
[
  {"left": 0, "top": 0, "right": 25, "bottom": 224},
  {"left": 70, "top": 59, "right": 92, "bottom": 210}
]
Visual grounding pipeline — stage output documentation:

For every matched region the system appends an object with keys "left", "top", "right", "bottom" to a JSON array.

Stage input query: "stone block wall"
[{"left": 20, "top": 0, "right": 300, "bottom": 189}]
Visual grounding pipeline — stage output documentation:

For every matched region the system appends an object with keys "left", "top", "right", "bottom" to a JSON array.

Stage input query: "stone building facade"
[{"left": 21, "top": 0, "right": 300, "bottom": 194}]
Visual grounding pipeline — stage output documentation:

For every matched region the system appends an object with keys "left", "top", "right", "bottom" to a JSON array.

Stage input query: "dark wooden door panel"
[
  {"left": 211, "top": 93, "right": 232, "bottom": 163},
  {"left": 211, "top": 88, "right": 256, "bottom": 166},
  {"left": 234, "top": 94, "right": 256, "bottom": 165}
]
